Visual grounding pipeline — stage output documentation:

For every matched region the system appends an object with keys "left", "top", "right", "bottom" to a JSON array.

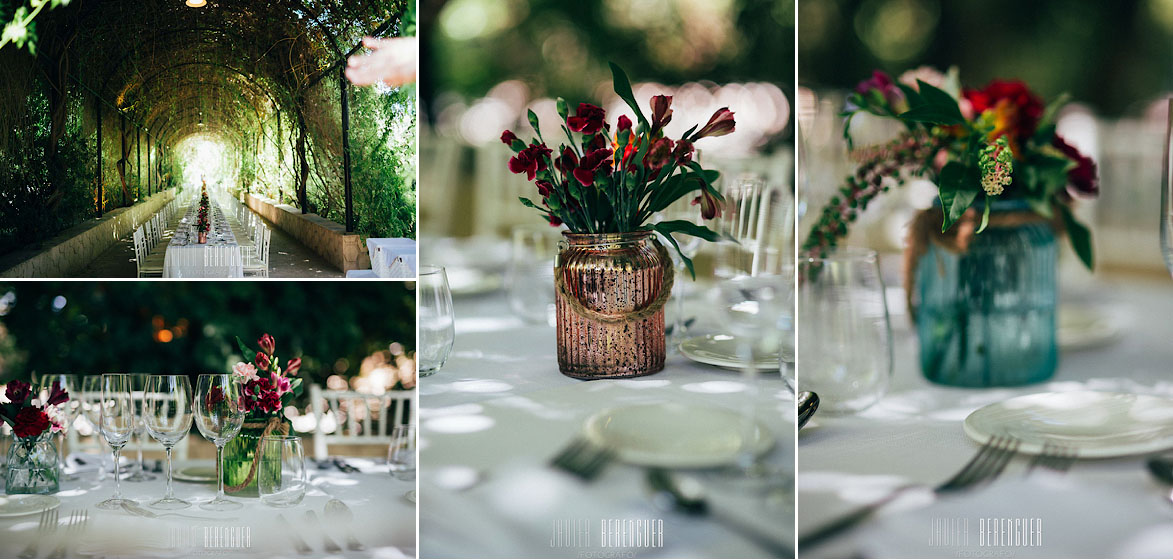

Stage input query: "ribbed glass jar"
[
  {"left": 916, "top": 201, "right": 1058, "bottom": 387},
  {"left": 555, "top": 231, "right": 669, "bottom": 379}
]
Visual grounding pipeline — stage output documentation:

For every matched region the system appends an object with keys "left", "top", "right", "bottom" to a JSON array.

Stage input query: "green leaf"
[
  {"left": 509, "top": 138, "right": 526, "bottom": 152},
  {"left": 610, "top": 62, "right": 648, "bottom": 128},
  {"left": 1059, "top": 204, "right": 1095, "bottom": 270},
  {"left": 895, "top": 83, "right": 924, "bottom": 108},
  {"left": 519, "top": 197, "right": 541, "bottom": 209},
  {"left": 899, "top": 105, "right": 966, "bottom": 126},
  {"left": 976, "top": 197, "right": 991, "bottom": 234},
  {"left": 1027, "top": 198, "right": 1054, "bottom": 219},
  {"left": 527, "top": 109, "right": 540, "bottom": 133},
  {"left": 655, "top": 219, "right": 722, "bottom": 241},
  {"left": 235, "top": 336, "right": 254, "bottom": 361},
  {"left": 556, "top": 97, "right": 569, "bottom": 122},
  {"left": 897, "top": 80, "right": 965, "bottom": 126},
  {"left": 937, "top": 162, "right": 980, "bottom": 232},
  {"left": 916, "top": 80, "right": 962, "bottom": 113}
]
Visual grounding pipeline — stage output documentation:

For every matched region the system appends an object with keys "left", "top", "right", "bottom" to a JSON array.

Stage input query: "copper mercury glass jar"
[{"left": 554, "top": 231, "right": 672, "bottom": 379}]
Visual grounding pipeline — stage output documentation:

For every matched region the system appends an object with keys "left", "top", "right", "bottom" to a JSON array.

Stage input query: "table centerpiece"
[
  {"left": 500, "top": 63, "right": 733, "bottom": 379},
  {"left": 220, "top": 333, "right": 302, "bottom": 494},
  {"left": 2, "top": 380, "right": 70, "bottom": 494},
  {"left": 802, "top": 67, "right": 1099, "bottom": 387},
  {"left": 196, "top": 184, "right": 211, "bottom": 244}
]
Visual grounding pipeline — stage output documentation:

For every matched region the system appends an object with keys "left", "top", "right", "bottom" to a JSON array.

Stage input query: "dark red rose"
[
  {"left": 257, "top": 334, "right": 276, "bottom": 355},
  {"left": 692, "top": 189, "right": 722, "bottom": 220},
  {"left": 500, "top": 130, "right": 518, "bottom": 145},
  {"left": 508, "top": 143, "right": 553, "bottom": 181},
  {"left": 5, "top": 380, "right": 31, "bottom": 404},
  {"left": 1053, "top": 135, "right": 1099, "bottom": 198},
  {"left": 643, "top": 137, "right": 674, "bottom": 174},
  {"left": 567, "top": 103, "right": 605, "bottom": 135},
  {"left": 255, "top": 351, "right": 271, "bottom": 371},
  {"left": 673, "top": 139, "right": 694, "bottom": 165},
  {"left": 617, "top": 115, "right": 633, "bottom": 133},
  {"left": 46, "top": 381, "right": 68, "bottom": 407},
  {"left": 963, "top": 80, "right": 1043, "bottom": 150},
  {"left": 13, "top": 407, "right": 51, "bottom": 438},
  {"left": 285, "top": 358, "right": 301, "bottom": 377},
  {"left": 204, "top": 386, "right": 226, "bottom": 410},
  {"left": 694, "top": 108, "right": 736, "bottom": 139},
  {"left": 651, "top": 95, "right": 673, "bottom": 134},
  {"left": 572, "top": 148, "right": 614, "bottom": 187}
]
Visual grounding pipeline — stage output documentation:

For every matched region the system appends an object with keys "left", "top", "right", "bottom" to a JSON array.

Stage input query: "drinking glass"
[
  {"left": 80, "top": 376, "right": 107, "bottom": 481},
  {"left": 714, "top": 173, "right": 793, "bottom": 280},
  {"left": 258, "top": 435, "right": 307, "bottom": 507},
  {"left": 387, "top": 424, "right": 416, "bottom": 481},
  {"left": 419, "top": 265, "right": 455, "bottom": 377},
  {"left": 144, "top": 375, "right": 193, "bottom": 509},
  {"left": 194, "top": 374, "right": 245, "bottom": 511},
  {"left": 96, "top": 374, "right": 136, "bottom": 510},
  {"left": 38, "top": 374, "right": 81, "bottom": 481},
  {"left": 505, "top": 225, "right": 559, "bottom": 326},
  {"left": 797, "top": 248, "right": 892, "bottom": 413},
  {"left": 125, "top": 373, "right": 157, "bottom": 482},
  {"left": 1161, "top": 98, "right": 1173, "bottom": 275},
  {"left": 655, "top": 198, "right": 707, "bottom": 349}
]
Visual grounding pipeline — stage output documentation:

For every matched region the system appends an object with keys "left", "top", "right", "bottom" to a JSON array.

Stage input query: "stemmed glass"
[
  {"left": 80, "top": 376, "right": 107, "bottom": 481},
  {"left": 144, "top": 375, "right": 193, "bottom": 509},
  {"left": 654, "top": 198, "right": 707, "bottom": 350},
  {"left": 96, "top": 374, "right": 136, "bottom": 510},
  {"left": 125, "top": 373, "right": 157, "bottom": 482},
  {"left": 194, "top": 374, "right": 245, "bottom": 511},
  {"left": 38, "top": 374, "right": 81, "bottom": 481},
  {"left": 1161, "top": 98, "right": 1173, "bottom": 275},
  {"left": 419, "top": 265, "right": 455, "bottom": 377}
]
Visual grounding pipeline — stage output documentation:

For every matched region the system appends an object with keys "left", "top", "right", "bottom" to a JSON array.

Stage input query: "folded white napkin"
[{"left": 853, "top": 473, "right": 1173, "bottom": 558}]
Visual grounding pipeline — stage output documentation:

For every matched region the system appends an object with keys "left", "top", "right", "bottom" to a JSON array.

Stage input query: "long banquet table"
[
  {"left": 0, "top": 456, "right": 415, "bottom": 558},
  {"left": 419, "top": 286, "right": 794, "bottom": 558},
  {"left": 798, "top": 274, "right": 1173, "bottom": 558},
  {"left": 163, "top": 199, "right": 246, "bottom": 278}
]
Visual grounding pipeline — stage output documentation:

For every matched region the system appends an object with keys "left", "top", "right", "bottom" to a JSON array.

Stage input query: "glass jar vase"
[
  {"left": 5, "top": 434, "right": 60, "bottom": 495},
  {"left": 914, "top": 201, "right": 1058, "bottom": 387},
  {"left": 221, "top": 419, "right": 289, "bottom": 496},
  {"left": 555, "top": 231, "right": 672, "bottom": 379}
]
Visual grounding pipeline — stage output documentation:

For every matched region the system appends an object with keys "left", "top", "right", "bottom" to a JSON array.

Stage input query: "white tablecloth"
[
  {"left": 368, "top": 238, "right": 417, "bottom": 279},
  {"left": 0, "top": 456, "right": 415, "bottom": 558},
  {"left": 419, "top": 288, "right": 794, "bottom": 558},
  {"left": 164, "top": 201, "right": 244, "bottom": 278},
  {"left": 798, "top": 275, "right": 1173, "bottom": 558}
]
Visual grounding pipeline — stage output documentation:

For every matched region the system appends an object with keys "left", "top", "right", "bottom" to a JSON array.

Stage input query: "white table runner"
[{"left": 164, "top": 201, "right": 244, "bottom": 278}]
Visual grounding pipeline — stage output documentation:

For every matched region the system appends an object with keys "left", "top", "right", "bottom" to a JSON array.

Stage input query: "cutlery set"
[
  {"left": 277, "top": 501, "right": 367, "bottom": 555},
  {"left": 19, "top": 508, "right": 89, "bottom": 559}
]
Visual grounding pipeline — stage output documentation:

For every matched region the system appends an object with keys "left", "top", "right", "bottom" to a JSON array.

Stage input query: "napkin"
[{"left": 848, "top": 473, "right": 1173, "bottom": 558}]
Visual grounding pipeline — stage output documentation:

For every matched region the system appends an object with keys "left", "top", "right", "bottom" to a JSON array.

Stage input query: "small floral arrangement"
[
  {"left": 1, "top": 380, "right": 69, "bottom": 439},
  {"left": 196, "top": 189, "right": 211, "bottom": 234},
  {"left": 802, "top": 67, "right": 1099, "bottom": 268},
  {"left": 232, "top": 333, "right": 304, "bottom": 417},
  {"left": 500, "top": 63, "right": 735, "bottom": 276}
]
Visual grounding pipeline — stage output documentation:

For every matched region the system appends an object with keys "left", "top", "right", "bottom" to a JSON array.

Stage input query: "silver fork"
[
  {"left": 549, "top": 437, "right": 615, "bottom": 481},
  {"left": 48, "top": 509, "right": 87, "bottom": 558},
  {"left": 1028, "top": 442, "right": 1077, "bottom": 474},
  {"left": 305, "top": 510, "right": 342, "bottom": 554},
  {"left": 18, "top": 508, "right": 58, "bottom": 559},
  {"left": 800, "top": 435, "right": 1020, "bottom": 549}
]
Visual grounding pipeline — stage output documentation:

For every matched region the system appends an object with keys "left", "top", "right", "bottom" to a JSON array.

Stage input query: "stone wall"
[
  {"left": 0, "top": 190, "right": 176, "bottom": 278},
  {"left": 244, "top": 194, "right": 370, "bottom": 272}
]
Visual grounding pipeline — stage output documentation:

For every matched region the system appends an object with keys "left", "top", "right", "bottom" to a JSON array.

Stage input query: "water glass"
[
  {"left": 387, "top": 424, "right": 416, "bottom": 481},
  {"left": 419, "top": 265, "right": 455, "bottom": 377},
  {"left": 97, "top": 374, "right": 136, "bottom": 510},
  {"left": 38, "top": 374, "right": 80, "bottom": 481},
  {"left": 144, "top": 375, "right": 193, "bottom": 509},
  {"left": 80, "top": 376, "right": 107, "bottom": 481},
  {"left": 258, "top": 435, "right": 307, "bottom": 507},
  {"left": 194, "top": 374, "right": 246, "bottom": 511},
  {"left": 714, "top": 173, "right": 793, "bottom": 280},
  {"left": 505, "top": 224, "right": 559, "bottom": 325},
  {"left": 125, "top": 373, "right": 157, "bottom": 482},
  {"left": 797, "top": 248, "right": 892, "bottom": 413}
]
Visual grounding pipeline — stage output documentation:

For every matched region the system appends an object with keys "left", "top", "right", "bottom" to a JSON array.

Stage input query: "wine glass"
[
  {"left": 419, "top": 265, "right": 455, "bottom": 377},
  {"left": 38, "top": 374, "right": 81, "bottom": 481},
  {"left": 387, "top": 424, "right": 417, "bottom": 481},
  {"left": 144, "top": 375, "right": 193, "bottom": 509},
  {"left": 505, "top": 225, "right": 559, "bottom": 326},
  {"left": 96, "top": 374, "right": 136, "bottom": 510},
  {"left": 80, "top": 376, "right": 107, "bottom": 481},
  {"left": 194, "top": 374, "right": 245, "bottom": 511},
  {"left": 125, "top": 373, "right": 157, "bottom": 482}
]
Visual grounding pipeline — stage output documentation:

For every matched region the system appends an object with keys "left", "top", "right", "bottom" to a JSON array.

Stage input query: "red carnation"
[
  {"left": 13, "top": 407, "right": 51, "bottom": 438},
  {"left": 693, "top": 108, "right": 736, "bottom": 139},
  {"left": 572, "top": 148, "right": 614, "bottom": 187},
  {"left": 259, "top": 392, "right": 282, "bottom": 413},
  {"left": 547, "top": 214, "right": 563, "bottom": 227},
  {"left": 1053, "top": 135, "right": 1099, "bottom": 198},
  {"left": 963, "top": 80, "right": 1043, "bottom": 152},
  {"left": 536, "top": 180, "right": 554, "bottom": 198},
  {"left": 567, "top": 103, "right": 605, "bottom": 135},
  {"left": 5, "top": 380, "right": 31, "bottom": 404},
  {"left": 617, "top": 115, "right": 633, "bottom": 133},
  {"left": 501, "top": 130, "right": 518, "bottom": 145},
  {"left": 508, "top": 143, "right": 553, "bottom": 181},
  {"left": 204, "top": 386, "right": 226, "bottom": 410}
]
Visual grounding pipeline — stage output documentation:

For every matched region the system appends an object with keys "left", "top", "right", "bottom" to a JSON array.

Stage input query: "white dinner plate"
[
  {"left": 583, "top": 402, "right": 774, "bottom": 468},
  {"left": 963, "top": 391, "right": 1173, "bottom": 458},
  {"left": 0, "top": 495, "right": 60, "bottom": 518},
  {"left": 1058, "top": 305, "right": 1119, "bottom": 350},
  {"left": 445, "top": 267, "right": 502, "bottom": 297},
  {"left": 173, "top": 464, "right": 218, "bottom": 483},
  {"left": 679, "top": 334, "right": 780, "bottom": 370}
]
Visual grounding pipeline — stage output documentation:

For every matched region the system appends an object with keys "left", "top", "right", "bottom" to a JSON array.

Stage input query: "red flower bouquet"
[
  {"left": 233, "top": 333, "right": 304, "bottom": 418},
  {"left": 1, "top": 380, "right": 69, "bottom": 439}
]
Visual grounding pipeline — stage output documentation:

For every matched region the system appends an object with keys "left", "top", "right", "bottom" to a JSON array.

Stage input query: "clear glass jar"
[
  {"left": 6, "top": 433, "right": 60, "bottom": 495},
  {"left": 916, "top": 200, "right": 1058, "bottom": 387}
]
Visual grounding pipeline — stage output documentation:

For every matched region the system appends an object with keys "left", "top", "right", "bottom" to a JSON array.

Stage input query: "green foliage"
[{"left": 0, "top": 282, "right": 416, "bottom": 394}]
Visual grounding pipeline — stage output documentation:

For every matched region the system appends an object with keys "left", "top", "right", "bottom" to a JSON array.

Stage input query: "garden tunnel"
[{"left": 0, "top": 0, "right": 417, "bottom": 259}]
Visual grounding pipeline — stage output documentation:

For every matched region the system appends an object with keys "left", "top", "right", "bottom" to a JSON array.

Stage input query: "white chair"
[
  {"left": 471, "top": 142, "right": 534, "bottom": 237},
  {"left": 132, "top": 226, "right": 164, "bottom": 277},
  {"left": 243, "top": 225, "right": 271, "bottom": 277},
  {"left": 308, "top": 384, "right": 414, "bottom": 461}
]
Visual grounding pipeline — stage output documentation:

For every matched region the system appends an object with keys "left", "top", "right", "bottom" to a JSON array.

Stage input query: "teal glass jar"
[{"left": 915, "top": 200, "right": 1058, "bottom": 387}]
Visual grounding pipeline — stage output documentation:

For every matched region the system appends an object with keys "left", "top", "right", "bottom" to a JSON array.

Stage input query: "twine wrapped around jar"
[{"left": 219, "top": 416, "right": 289, "bottom": 493}]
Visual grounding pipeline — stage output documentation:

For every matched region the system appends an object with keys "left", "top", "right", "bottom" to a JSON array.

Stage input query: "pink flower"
[
  {"left": 271, "top": 373, "right": 292, "bottom": 395},
  {"left": 650, "top": 95, "right": 673, "bottom": 134},
  {"left": 257, "top": 334, "right": 276, "bottom": 355},
  {"left": 693, "top": 108, "right": 735, "bottom": 139},
  {"left": 285, "top": 358, "right": 301, "bottom": 377},
  {"left": 255, "top": 351, "right": 271, "bottom": 371},
  {"left": 233, "top": 361, "right": 260, "bottom": 382}
]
